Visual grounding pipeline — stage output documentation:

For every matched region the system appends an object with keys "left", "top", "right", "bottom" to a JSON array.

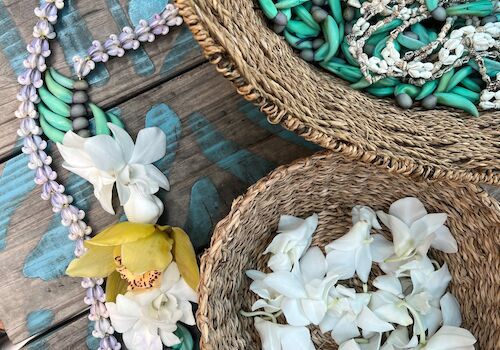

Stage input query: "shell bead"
[
  {"left": 431, "top": 7, "right": 447, "bottom": 21},
  {"left": 73, "top": 79, "right": 89, "bottom": 90},
  {"left": 77, "top": 129, "right": 91, "bottom": 138},
  {"left": 396, "top": 93, "right": 413, "bottom": 109},
  {"left": 421, "top": 94, "right": 438, "bottom": 109}
]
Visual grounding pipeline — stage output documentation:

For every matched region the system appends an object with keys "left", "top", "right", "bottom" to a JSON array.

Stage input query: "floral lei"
[{"left": 16, "top": 1, "right": 200, "bottom": 349}]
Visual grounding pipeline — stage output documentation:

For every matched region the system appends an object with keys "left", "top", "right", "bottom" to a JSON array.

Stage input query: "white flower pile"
[{"left": 245, "top": 197, "right": 477, "bottom": 350}]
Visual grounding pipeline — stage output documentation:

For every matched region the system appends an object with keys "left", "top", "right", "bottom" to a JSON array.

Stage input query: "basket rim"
[
  {"left": 194, "top": 149, "right": 500, "bottom": 349},
  {"left": 176, "top": 0, "right": 499, "bottom": 186}
]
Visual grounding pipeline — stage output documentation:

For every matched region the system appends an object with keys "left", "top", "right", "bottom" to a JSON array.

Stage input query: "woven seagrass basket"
[
  {"left": 176, "top": 0, "right": 500, "bottom": 185},
  {"left": 196, "top": 151, "right": 500, "bottom": 350}
]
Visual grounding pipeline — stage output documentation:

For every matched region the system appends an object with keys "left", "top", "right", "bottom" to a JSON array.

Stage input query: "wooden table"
[{"left": 0, "top": 1, "right": 497, "bottom": 349}]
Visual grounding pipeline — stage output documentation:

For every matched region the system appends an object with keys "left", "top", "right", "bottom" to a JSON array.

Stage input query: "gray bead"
[
  {"left": 312, "top": 38, "right": 324, "bottom": 50},
  {"left": 345, "top": 22, "right": 353, "bottom": 35},
  {"left": 396, "top": 93, "right": 413, "bottom": 109},
  {"left": 343, "top": 7, "right": 355, "bottom": 22},
  {"left": 431, "top": 7, "right": 447, "bottom": 21},
  {"left": 72, "top": 90, "right": 88, "bottom": 104},
  {"left": 72, "top": 117, "right": 89, "bottom": 131},
  {"left": 273, "top": 23, "right": 286, "bottom": 34},
  {"left": 77, "top": 129, "right": 91, "bottom": 138},
  {"left": 421, "top": 95, "right": 437, "bottom": 109},
  {"left": 273, "top": 12, "right": 288, "bottom": 26},
  {"left": 404, "top": 31, "right": 419, "bottom": 40},
  {"left": 312, "top": 8, "right": 328, "bottom": 23},
  {"left": 70, "top": 103, "right": 88, "bottom": 118},
  {"left": 300, "top": 49, "right": 314, "bottom": 62},
  {"left": 364, "top": 44, "right": 375, "bottom": 56},
  {"left": 481, "top": 15, "right": 497, "bottom": 25},
  {"left": 73, "top": 80, "right": 89, "bottom": 90},
  {"left": 312, "top": 0, "right": 325, "bottom": 6}
]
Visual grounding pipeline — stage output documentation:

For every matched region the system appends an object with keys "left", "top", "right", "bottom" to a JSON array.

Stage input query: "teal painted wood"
[
  {"left": 0, "top": 156, "right": 37, "bottom": 251},
  {"left": 161, "top": 26, "right": 202, "bottom": 75},
  {"left": 106, "top": 0, "right": 156, "bottom": 77},
  {"left": 0, "top": 0, "right": 27, "bottom": 75},
  {"left": 55, "top": 0, "right": 110, "bottom": 86},
  {"left": 27, "top": 309, "right": 54, "bottom": 335},
  {"left": 128, "top": 0, "right": 167, "bottom": 25}
]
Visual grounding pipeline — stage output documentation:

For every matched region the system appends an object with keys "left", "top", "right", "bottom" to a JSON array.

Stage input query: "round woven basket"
[
  {"left": 176, "top": 0, "right": 500, "bottom": 185},
  {"left": 196, "top": 150, "right": 500, "bottom": 350}
]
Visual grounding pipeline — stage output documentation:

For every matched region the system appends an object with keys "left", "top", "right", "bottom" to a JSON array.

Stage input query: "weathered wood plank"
[
  {"left": 0, "top": 0, "right": 204, "bottom": 160},
  {"left": 0, "top": 62, "right": 317, "bottom": 344}
]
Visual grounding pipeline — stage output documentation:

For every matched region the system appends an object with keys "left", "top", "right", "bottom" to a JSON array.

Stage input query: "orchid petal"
[
  {"left": 300, "top": 247, "right": 327, "bottom": 282},
  {"left": 264, "top": 271, "right": 307, "bottom": 298},
  {"left": 370, "top": 234, "right": 394, "bottom": 262},
  {"left": 331, "top": 314, "right": 361, "bottom": 344},
  {"left": 423, "top": 326, "right": 476, "bottom": 350},
  {"left": 246, "top": 269, "right": 265, "bottom": 281},
  {"left": 440, "top": 292, "right": 462, "bottom": 327},
  {"left": 144, "top": 164, "right": 170, "bottom": 190},
  {"left": 121, "top": 231, "right": 172, "bottom": 274},
  {"left": 129, "top": 127, "right": 167, "bottom": 164},
  {"left": 421, "top": 306, "right": 442, "bottom": 336},
  {"left": 124, "top": 189, "right": 164, "bottom": 224},
  {"left": 352, "top": 205, "right": 381, "bottom": 229},
  {"left": 301, "top": 298, "right": 327, "bottom": 325},
  {"left": 84, "top": 134, "right": 125, "bottom": 171},
  {"left": 327, "top": 221, "right": 370, "bottom": 251},
  {"left": 159, "top": 330, "right": 181, "bottom": 347},
  {"left": 373, "top": 275, "right": 402, "bottom": 296},
  {"left": 66, "top": 244, "right": 115, "bottom": 278},
  {"left": 355, "top": 245, "right": 372, "bottom": 283},
  {"left": 280, "top": 329, "right": 316, "bottom": 350},
  {"left": 281, "top": 298, "right": 310, "bottom": 326},
  {"left": 372, "top": 303, "right": 412, "bottom": 326},
  {"left": 339, "top": 339, "right": 361, "bottom": 350},
  {"left": 106, "top": 299, "right": 141, "bottom": 333},
  {"left": 254, "top": 318, "right": 285, "bottom": 350},
  {"left": 410, "top": 213, "right": 448, "bottom": 238},
  {"left": 326, "top": 249, "right": 356, "bottom": 280},
  {"left": 376, "top": 212, "right": 411, "bottom": 257},
  {"left": 94, "top": 182, "right": 115, "bottom": 214},
  {"left": 169, "top": 227, "right": 200, "bottom": 291},
  {"left": 108, "top": 123, "right": 135, "bottom": 162},
  {"left": 86, "top": 222, "right": 156, "bottom": 247},
  {"left": 268, "top": 253, "right": 292, "bottom": 272},
  {"left": 431, "top": 226, "right": 458, "bottom": 253},
  {"left": 388, "top": 197, "right": 428, "bottom": 226},
  {"left": 357, "top": 306, "right": 394, "bottom": 333}
]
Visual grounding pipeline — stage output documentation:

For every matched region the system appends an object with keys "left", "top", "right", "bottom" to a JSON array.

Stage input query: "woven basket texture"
[
  {"left": 176, "top": 0, "right": 500, "bottom": 185},
  {"left": 196, "top": 150, "right": 500, "bottom": 350}
]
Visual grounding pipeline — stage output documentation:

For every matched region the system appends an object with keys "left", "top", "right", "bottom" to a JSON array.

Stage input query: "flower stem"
[
  {"left": 240, "top": 310, "right": 278, "bottom": 323},
  {"left": 399, "top": 301, "right": 426, "bottom": 345}
]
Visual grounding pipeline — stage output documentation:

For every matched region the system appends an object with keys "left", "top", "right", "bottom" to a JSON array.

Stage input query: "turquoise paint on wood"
[
  {"left": 128, "top": 0, "right": 167, "bottom": 25},
  {"left": 0, "top": 0, "right": 27, "bottom": 75},
  {"left": 0, "top": 156, "right": 36, "bottom": 251},
  {"left": 86, "top": 320, "right": 100, "bottom": 349},
  {"left": 145, "top": 103, "right": 182, "bottom": 176},
  {"left": 23, "top": 175, "right": 93, "bottom": 280},
  {"left": 188, "top": 112, "right": 276, "bottom": 184},
  {"left": 238, "top": 101, "right": 322, "bottom": 151},
  {"left": 184, "top": 177, "right": 221, "bottom": 251},
  {"left": 160, "top": 26, "right": 202, "bottom": 75},
  {"left": 106, "top": 0, "right": 155, "bottom": 77},
  {"left": 27, "top": 309, "right": 55, "bottom": 335},
  {"left": 55, "top": 0, "right": 109, "bottom": 86}
]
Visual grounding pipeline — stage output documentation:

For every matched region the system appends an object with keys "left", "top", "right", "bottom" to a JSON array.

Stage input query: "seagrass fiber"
[
  {"left": 176, "top": 0, "right": 500, "bottom": 185},
  {"left": 196, "top": 151, "right": 500, "bottom": 350}
]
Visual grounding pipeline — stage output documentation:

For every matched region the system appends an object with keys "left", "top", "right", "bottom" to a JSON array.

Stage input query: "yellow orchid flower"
[{"left": 66, "top": 222, "right": 200, "bottom": 301}]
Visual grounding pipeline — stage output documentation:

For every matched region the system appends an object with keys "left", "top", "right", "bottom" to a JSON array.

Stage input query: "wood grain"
[
  {"left": 0, "top": 0, "right": 204, "bottom": 160},
  {"left": 0, "top": 62, "right": 316, "bottom": 344}
]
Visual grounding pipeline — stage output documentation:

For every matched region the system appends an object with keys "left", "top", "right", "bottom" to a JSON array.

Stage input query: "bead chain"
[{"left": 16, "top": 1, "right": 182, "bottom": 349}]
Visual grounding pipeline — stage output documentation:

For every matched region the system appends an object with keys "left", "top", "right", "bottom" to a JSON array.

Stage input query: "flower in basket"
[
  {"left": 254, "top": 317, "right": 315, "bottom": 350},
  {"left": 66, "top": 222, "right": 200, "bottom": 301},
  {"left": 57, "top": 123, "right": 169, "bottom": 224}
]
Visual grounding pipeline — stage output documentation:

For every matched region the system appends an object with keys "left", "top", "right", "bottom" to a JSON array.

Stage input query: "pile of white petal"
[{"left": 245, "top": 197, "right": 477, "bottom": 350}]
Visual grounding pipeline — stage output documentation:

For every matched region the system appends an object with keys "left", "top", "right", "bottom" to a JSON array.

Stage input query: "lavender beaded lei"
[{"left": 16, "top": 1, "right": 182, "bottom": 348}]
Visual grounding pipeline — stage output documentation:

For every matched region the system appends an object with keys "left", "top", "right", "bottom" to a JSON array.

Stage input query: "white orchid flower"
[
  {"left": 380, "top": 326, "right": 418, "bottom": 350},
  {"left": 57, "top": 123, "right": 169, "bottom": 223},
  {"left": 352, "top": 205, "right": 382, "bottom": 229},
  {"left": 416, "top": 326, "right": 476, "bottom": 350},
  {"left": 105, "top": 262, "right": 197, "bottom": 350},
  {"left": 440, "top": 292, "right": 462, "bottom": 327},
  {"left": 254, "top": 317, "right": 315, "bottom": 350},
  {"left": 379, "top": 254, "right": 435, "bottom": 278},
  {"left": 339, "top": 333, "right": 382, "bottom": 350},
  {"left": 263, "top": 214, "right": 318, "bottom": 272},
  {"left": 263, "top": 247, "right": 336, "bottom": 326},
  {"left": 376, "top": 198, "right": 457, "bottom": 262},
  {"left": 369, "top": 276, "right": 413, "bottom": 327},
  {"left": 326, "top": 218, "right": 393, "bottom": 282},
  {"left": 320, "top": 285, "right": 393, "bottom": 344},
  {"left": 246, "top": 270, "right": 284, "bottom": 313}
]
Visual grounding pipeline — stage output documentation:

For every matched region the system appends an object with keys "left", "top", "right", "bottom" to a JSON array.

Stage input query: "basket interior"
[
  {"left": 179, "top": 0, "right": 500, "bottom": 183},
  {"left": 198, "top": 152, "right": 500, "bottom": 349}
]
